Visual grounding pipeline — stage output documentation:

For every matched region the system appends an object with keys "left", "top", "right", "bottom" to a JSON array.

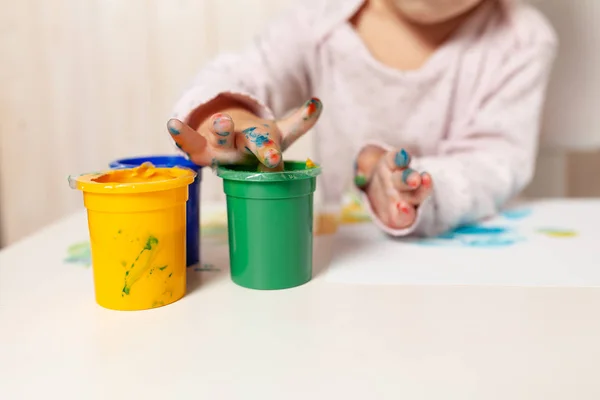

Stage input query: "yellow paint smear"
[{"left": 537, "top": 229, "right": 578, "bottom": 238}]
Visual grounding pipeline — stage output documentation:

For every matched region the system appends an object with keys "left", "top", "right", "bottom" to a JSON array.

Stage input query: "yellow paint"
[
  {"left": 74, "top": 164, "right": 195, "bottom": 311},
  {"left": 306, "top": 158, "right": 317, "bottom": 169},
  {"left": 92, "top": 162, "right": 179, "bottom": 183},
  {"left": 537, "top": 229, "right": 578, "bottom": 238}
]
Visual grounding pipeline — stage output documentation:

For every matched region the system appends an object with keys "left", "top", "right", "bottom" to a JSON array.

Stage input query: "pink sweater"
[{"left": 172, "top": 0, "right": 557, "bottom": 237}]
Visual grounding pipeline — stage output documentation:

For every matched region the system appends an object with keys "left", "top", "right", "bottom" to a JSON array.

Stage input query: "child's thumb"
[{"left": 278, "top": 98, "right": 323, "bottom": 151}]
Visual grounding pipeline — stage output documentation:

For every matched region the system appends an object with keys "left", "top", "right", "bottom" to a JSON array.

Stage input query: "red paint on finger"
[
  {"left": 408, "top": 177, "right": 419, "bottom": 188},
  {"left": 397, "top": 202, "right": 410, "bottom": 214},
  {"left": 263, "top": 148, "right": 282, "bottom": 168},
  {"left": 421, "top": 173, "right": 432, "bottom": 188},
  {"left": 303, "top": 98, "right": 321, "bottom": 120}
]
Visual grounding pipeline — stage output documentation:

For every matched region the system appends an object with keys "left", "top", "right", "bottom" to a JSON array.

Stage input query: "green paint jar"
[{"left": 217, "top": 161, "right": 321, "bottom": 290}]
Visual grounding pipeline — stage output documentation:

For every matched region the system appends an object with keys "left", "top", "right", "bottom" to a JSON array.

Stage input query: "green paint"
[
  {"left": 152, "top": 300, "right": 165, "bottom": 308},
  {"left": 118, "top": 229, "right": 122, "bottom": 234},
  {"left": 159, "top": 266, "right": 167, "bottom": 271},
  {"left": 64, "top": 242, "right": 91, "bottom": 267},
  {"left": 144, "top": 236, "right": 158, "bottom": 250},
  {"left": 122, "top": 235, "right": 161, "bottom": 295},
  {"left": 168, "top": 272, "right": 172, "bottom": 278},
  {"left": 121, "top": 261, "right": 127, "bottom": 267},
  {"left": 354, "top": 174, "right": 368, "bottom": 189}
]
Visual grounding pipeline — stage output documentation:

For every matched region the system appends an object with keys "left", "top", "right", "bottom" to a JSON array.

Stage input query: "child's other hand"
[
  {"left": 166, "top": 98, "right": 322, "bottom": 171},
  {"left": 357, "top": 147, "right": 433, "bottom": 230}
]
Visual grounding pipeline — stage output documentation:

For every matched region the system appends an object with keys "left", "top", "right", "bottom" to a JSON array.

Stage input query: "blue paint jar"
[{"left": 109, "top": 156, "right": 202, "bottom": 267}]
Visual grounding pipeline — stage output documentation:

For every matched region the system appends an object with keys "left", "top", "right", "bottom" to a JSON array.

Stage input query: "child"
[{"left": 167, "top": 0, "right": 557, "bottom": 237}]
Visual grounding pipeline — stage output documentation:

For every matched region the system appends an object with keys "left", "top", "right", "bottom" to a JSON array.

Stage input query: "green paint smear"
[
  {"left": 122, "top": 235, "right": 160, "bottom": 296},
  {"left": 64, "top": 242, "right": 91, "bottom": 267},
  {"left": 144, "top": 236, "right": 159, "bottom": 250},
  {"left": 152, "top": 300, "right": 165, "bottom": 308},
  {"left": 159, "top": 266, "right": 167, "bottom": 271}
]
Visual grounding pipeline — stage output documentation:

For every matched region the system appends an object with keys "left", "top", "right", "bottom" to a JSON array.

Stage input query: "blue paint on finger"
[
  {"left": 168, "top": 126, "right": 180, "bottom": 135},
  {"left": 243, "top": 127, "right": 273, "bottom": 147},
  {"left": 401, "top": 168, "right": 415, "bottom": 185},
  {"left": 215, "top": 131, "right": 230, "bottom": 137},
  {"left": 217, "top": 139, "right": 227, "bottom": 145},
  {"left": 394, "top": 149, "right": 410, "bottom": 168}
]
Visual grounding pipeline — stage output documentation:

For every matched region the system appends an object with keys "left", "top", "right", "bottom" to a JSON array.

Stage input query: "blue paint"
[
  {"left": 453, "top": 225, "right": 508, "bottom": 235},
  {"left": 394, "top": 149, "right": 411, "bottom": 168},
  {"left": 215, "top": 131, "right": 230, "bottom": 137},
  {"left": 218, "top": 139, "right": 227, "bottom": 145},
  {"left": 501, "top": 208, "right": 532, "bottom": 220},
  {"left": 401, "top": 168, "right": 415, "bottom": 184},
  {"left": 109, "top": 156, "right": 202, "bottom": 267},
  {"left": 168, "top": 126, "right": 180, "bottom": 135},
  {"left": 243, "top": 127, "right": 270, "bottom": 147},
  {"left": 417, "top": 224, "right": 521, "bottom": 248}
]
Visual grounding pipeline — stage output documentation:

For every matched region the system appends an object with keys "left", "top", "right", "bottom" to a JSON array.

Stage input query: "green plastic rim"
[{"left": 216, "top": 161, "right": 321, "bottom": 182}]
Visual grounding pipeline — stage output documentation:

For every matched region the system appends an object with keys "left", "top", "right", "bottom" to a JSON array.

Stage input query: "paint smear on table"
[
  {"left": 194, "top": 263, "right": 221, "bottom": 272},
  {"left": 536, "top": 228, "right": 578, "bottom": 238},
  {"left": 418, "top": 225, "right": 524, "bottom": 248},
  {"left": 64, "top": 242, "right": 91, "bottom": 266},
  {"left": 501, "top": 208, "right": 533, "bottom": 220},
  {"left": 416, "top": 207, "right": 534, "bottom": 248}
]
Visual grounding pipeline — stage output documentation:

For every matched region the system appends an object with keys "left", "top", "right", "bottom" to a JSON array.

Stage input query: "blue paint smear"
[
  {"left": 453, "top": 225, "right": 508, "bottom": 235},
  {"left": 417, "top": 224, "right": 521, "bottom": 248},
  {"left": 501, "top": 208, "right": 532, "bottom": 220}
]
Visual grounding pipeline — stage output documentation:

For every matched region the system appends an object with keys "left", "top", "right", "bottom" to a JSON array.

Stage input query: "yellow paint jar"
[{"left": 72, "top": 163, "right": 196, "bottom": 311}]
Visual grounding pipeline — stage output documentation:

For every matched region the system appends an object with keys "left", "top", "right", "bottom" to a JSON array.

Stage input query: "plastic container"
[
  {"left": 71, "top": 164, "right": 196, "bottom": 310},
  {"left": 217, "top": 161, "right": 321, "bottom": 290},
  {"left": 109, "top": 156, "right": 202, "bottom": 267}
]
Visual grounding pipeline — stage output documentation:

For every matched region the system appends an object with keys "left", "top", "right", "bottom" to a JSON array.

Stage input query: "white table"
[{"left": 2, "top": 202, "right": 600, "bottom": 399}]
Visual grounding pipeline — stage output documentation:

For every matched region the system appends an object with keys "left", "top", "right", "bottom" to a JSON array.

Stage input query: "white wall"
[{"left": 0, "top": 0, "right": 296, "bottom": 246}]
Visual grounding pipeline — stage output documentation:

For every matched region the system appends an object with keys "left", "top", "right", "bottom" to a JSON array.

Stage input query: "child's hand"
[
  {"left": 356, "top": 147, "right": 433, "bottom": 230},
  {"left": 166, "top": 98, "right": 322, "bottom": 171}
]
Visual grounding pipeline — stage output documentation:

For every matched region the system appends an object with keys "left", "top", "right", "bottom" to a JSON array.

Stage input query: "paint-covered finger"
[
  {"left": 384, "top": 148, "right": 412, "bottom": 171},
  {"left": 405, "top": 173, "right": 433, "bottom": 205},
  {"left": 209, "top": 113, "right": 235, "bottom": 148},
  {"left": 240, "top": 126, "right": 282, "bottom": 169},
  {"left": 388, "top": 200, "right": 417, "bottom": 229},
  {"left": 167, "top": 118, "right": 208, "bottom": 158},
  {"left": 279, "top": 98, "right": 323, "bottom": 151},
  {"left": 391, "top": 168, "right": 422, "bottom": 191}
]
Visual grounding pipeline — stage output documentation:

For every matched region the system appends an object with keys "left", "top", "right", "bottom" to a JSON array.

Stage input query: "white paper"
[{"left": 322, "top": 199, "right": 600, "bottom": 287}]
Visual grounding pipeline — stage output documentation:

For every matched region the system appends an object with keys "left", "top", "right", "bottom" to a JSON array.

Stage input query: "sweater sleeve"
[
  {"left": 171, "top": 3, "right": 321, "bottom": 125},
  {"left": 362, "top": 42, "right": 557, "bottom": 237}
]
